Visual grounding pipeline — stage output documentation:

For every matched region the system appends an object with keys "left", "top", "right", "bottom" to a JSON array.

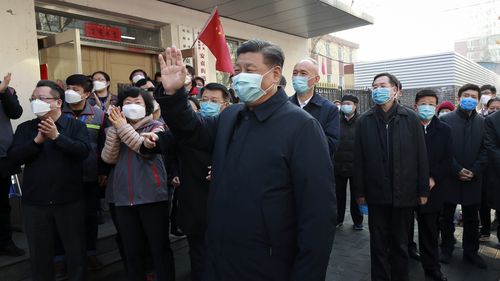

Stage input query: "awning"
[{"left": 158, "top": 0, "right": 373, "bottom": 38}]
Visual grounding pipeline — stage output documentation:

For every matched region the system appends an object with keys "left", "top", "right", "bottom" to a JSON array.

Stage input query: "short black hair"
[
  {"left": 154, "top": 71, "right": 161, "bottom": 80},
  {"left": 279, "top": 76, "right": 287, "bottom": 87},
  {"left": 458, "top": 83, "right": 481, "bottom": 98},
  {"left": 185, "top": 65, "right": 195, "bottom": 77},
  {"left": 415, "top": 89, "right": 438, "bottom": 104},
  {"left": 203, "top": 83, "right": 230, "bottom": 102},
  {"left": 117, "top": 86, "right": 154, "bottom": 116},
  {"left": 129, "top": 69, "right": 148, "bottom": 82},
  {"left": 487, "top": 97, "right": 500, "bottom": 108},
  {"left": 36, "top": 80, "right": 65, "bottom": 101},
  {"left": 237, "top": 39, "right": 284, "bottom": 68},
  {"left": 372, "top": 72, "right": 400, "bottom": 88},
  {"left": 188, "top": 96, "right": 200, "bottom": 110},
  {"left": 66, "top": 74, "right": 93, "bottom": 93},
  {"left": 194, "top": 76, "right": 205, "bottom": 86},
  {"left": 480, "top": 84, "right": 497, "bottom": 94},
  {"left": 92, "top": 71, "right": 110, "bottom": 82}
]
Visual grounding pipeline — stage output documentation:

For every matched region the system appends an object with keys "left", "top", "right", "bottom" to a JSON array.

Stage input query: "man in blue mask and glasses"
[
  {"left": 199, "top": 83, "right": 230, "bottom": 117},
  {"left": 439, "top": 83, "right": 488, "bottom": 269},
  {"left": 289, "top": 58, "right": 340, "bottom": 155},
  {"left": 353, "top": 72, "right": 429, "bottom": 281},
  {"left": 151, "top": 40, "right": 336, "bottom": 281}
]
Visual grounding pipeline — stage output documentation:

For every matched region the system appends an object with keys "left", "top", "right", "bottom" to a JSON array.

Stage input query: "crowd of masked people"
[{"left": 0, "top": 39, "right": 499, "bottom": 281}]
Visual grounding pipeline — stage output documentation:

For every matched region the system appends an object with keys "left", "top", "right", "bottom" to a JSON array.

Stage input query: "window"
[{"left": 35, "top": 10, "right": 160, "bottom": 47}]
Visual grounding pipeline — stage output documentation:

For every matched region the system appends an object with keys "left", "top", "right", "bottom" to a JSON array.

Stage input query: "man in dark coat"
[
  {"left": 412, "top": 90, "right": 452, "bottom": 281},
  {"left": 334, "top": 94, "right": 363, "bottom": 229},
  {"left": 288, "top": 58, "right": 340, "bottom": 155},
  {"left": 439, "top": 83, "right": 488, "bottom": 269},
  {"left": 485, "top": 111, "right": 500, "bottom": 244},
  {"left": 353, "top": 73, "right": 429, "bottom": 281},
  {"left": 0, "top": 73, "right": 24, "bottom": 257},
  {"left": 151, "top": 41, "right": 336, "bottom": 281}
]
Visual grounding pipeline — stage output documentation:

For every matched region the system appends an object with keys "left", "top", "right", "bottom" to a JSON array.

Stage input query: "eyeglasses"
[{"left": 29, "top": 97, "right": 59, "bottom": 102}]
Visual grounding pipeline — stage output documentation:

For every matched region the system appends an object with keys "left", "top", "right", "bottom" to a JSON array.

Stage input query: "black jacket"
[
  {"left": 353, "top": 103, "right": 429, "bottom": 207},
  {"left": 440, "top": 108, "right": 487, "bottom": 205},
  {"left": 0, "top": 87, "right": 23, "bottom": 177},
  {"left": 8, "top": 116, "right": 90, "bottom": 205},
  {"left": 289, "top": 92, "right": 340, "bottom": 156},
  {"left": 155, "top": 86, "right": 336, "bottom": 281},
  {"left": 418, "top": 116, "right": 453, "bottom": 213},
  {"left": 144, "top": 131, "right": 211, "bottom": 236},
  {"left": 334, "top": 112, "right": 358, "bottom": 177},
  {"left": 485, "top": 111, "right": 500, "bottom": 210}
]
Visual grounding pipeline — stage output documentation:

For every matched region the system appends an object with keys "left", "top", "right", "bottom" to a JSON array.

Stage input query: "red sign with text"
[{"left": 84, "top": 23, "right": 122, "bottom": 42}]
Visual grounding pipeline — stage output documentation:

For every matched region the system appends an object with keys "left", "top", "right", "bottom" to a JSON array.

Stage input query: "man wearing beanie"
[
  {"left": 55, "top": 74, "right": 109, "bottom": 272},
  {"left": 335, "top": 94, "right": 364, "bottom": 230}
]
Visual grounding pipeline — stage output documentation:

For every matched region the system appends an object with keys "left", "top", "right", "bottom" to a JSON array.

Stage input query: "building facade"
[{"left": 354, "top": 52, "right": 500, "bottom": 107}]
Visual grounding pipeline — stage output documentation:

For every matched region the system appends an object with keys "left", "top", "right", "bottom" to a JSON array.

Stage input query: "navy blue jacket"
[
  {"left": 419, "top": 116, "right": 453, "bottom": 213},
  {"left": 155, "top": 86, "right": 336, "bottom": 281},
  {"left": 8, "top": 116, "right": 90, "bottom": 205},
  {"left": 289, "top": 92, "right": 340, "bottom": 156}
]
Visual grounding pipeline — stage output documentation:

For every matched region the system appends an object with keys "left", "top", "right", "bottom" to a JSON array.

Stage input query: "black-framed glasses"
[{"left": 29, "top": 97, "right": 59, "bottom": 102}]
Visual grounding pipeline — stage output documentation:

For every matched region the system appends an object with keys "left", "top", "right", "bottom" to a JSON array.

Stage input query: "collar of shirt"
[
  {"left": 62, "top": 101, "right": 95, "bottom": 117},
  {"left": 251, "top": 88, "right": 289, "bottom": 122},
  {"left": 299, "top": 95, "right": 313, "bottom": 108}
]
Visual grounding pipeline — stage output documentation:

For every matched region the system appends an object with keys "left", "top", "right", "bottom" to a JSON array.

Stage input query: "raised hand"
[
  {"left": 0, "top": 72, "right": 12, "bottom": 93},
  {"left": 108, "top": 106, "right": 127, "bottom": 129},
  {"left": 158, "top": 46, "right": 187, "bottom": 94}
]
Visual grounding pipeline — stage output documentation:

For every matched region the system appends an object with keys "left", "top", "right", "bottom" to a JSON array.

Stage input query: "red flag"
[
  {"left": 321, "top": 57, "right": 327, "bottom": 75},
  {"left": 198, "top": 8, "right": 234, "bottom": 74}
]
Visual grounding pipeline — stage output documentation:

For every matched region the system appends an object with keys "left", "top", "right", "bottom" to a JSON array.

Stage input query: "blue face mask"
[
  {"left": 371, "top": 87, "right": 392, "bottom": 105},
  {"left": 292, "top": 76, "right": 312, "bottom": 95},
  {"left": 200, "top": 101, "right": 221, "bottom": 117},
  {"left": 341, "top": 104, "right": 354, "bottom": 115},
  {"left": 460, "top": 97, "right": 478, "bottom": 111},
  {"left": 232, "top": 68, "right": 274, "bottom": 104},
  {"left": 417, "top": 104, "right": 436, "bottom": 120}
]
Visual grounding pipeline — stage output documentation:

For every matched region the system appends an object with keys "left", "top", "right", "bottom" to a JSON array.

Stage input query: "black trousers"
[
  {"left": 187, "top": 233, "right": 206, "bottom": 281},
  {"left": 417, "top": 210, "right": 441, "bottom": 271},
  {"left": 0, "top": 176, "right": 13, "bottom": 247},
  {"left": 55, "top": 182, "right": 100, "bottom": 257},
  {"left": 23, "top": 201, "right": 86, "bottom": 281},
  {"left": 335, "top": 175, "right": 363, "bottom": 225},
  {"left": 440, "top": 203, "right": 479, "bottom": 255},
  {"left": 368, "top": 205, "right": 413, "bottom": 281},
  {"left": 479, "top": 190, "right": 492, "bottom": 236},
  {"left": 170, "top": 188, "right": 179, "bottom": 230},
  {"left": 115, "top": 201, "right": 175, "bottom": 281}
]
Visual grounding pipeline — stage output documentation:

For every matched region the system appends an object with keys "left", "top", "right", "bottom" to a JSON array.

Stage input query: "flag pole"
[{"left": 190, "top": 7, "right": 218, "bottom": 49}]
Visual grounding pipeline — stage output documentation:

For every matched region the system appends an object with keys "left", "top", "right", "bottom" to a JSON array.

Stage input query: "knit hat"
[
  {"left": 436, "top": 101, "right": 455, "bottom": 114},
  {"left": 341, "top": 94, "right": 359, "bottom": 104}
]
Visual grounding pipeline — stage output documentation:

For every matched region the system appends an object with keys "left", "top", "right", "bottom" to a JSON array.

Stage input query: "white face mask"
[
  {"left": 132, "top": 75, "right": 145, "bottom": 84},
  {"left": 122, "top": 104, "right": 146, "bottom": 120},
  {"left": 93, "top": 81, "right": 107, "bottom": 91},
  {"left": 31, "top": 99, "right": 51, "bottom": 117},
  {"left": 480, "top": 94, "right": 492, "bottom": 106},
  {"left": 65, "top": 89, "right": 82, "bottom": 104}
]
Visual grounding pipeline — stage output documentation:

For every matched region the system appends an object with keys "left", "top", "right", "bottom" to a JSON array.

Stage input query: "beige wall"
[
  {"left": 55, "top": 0, "right": 309, "bottom": 94},
  {"left": 0, "top": 0, "right": 40, "bottom": 127}
]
